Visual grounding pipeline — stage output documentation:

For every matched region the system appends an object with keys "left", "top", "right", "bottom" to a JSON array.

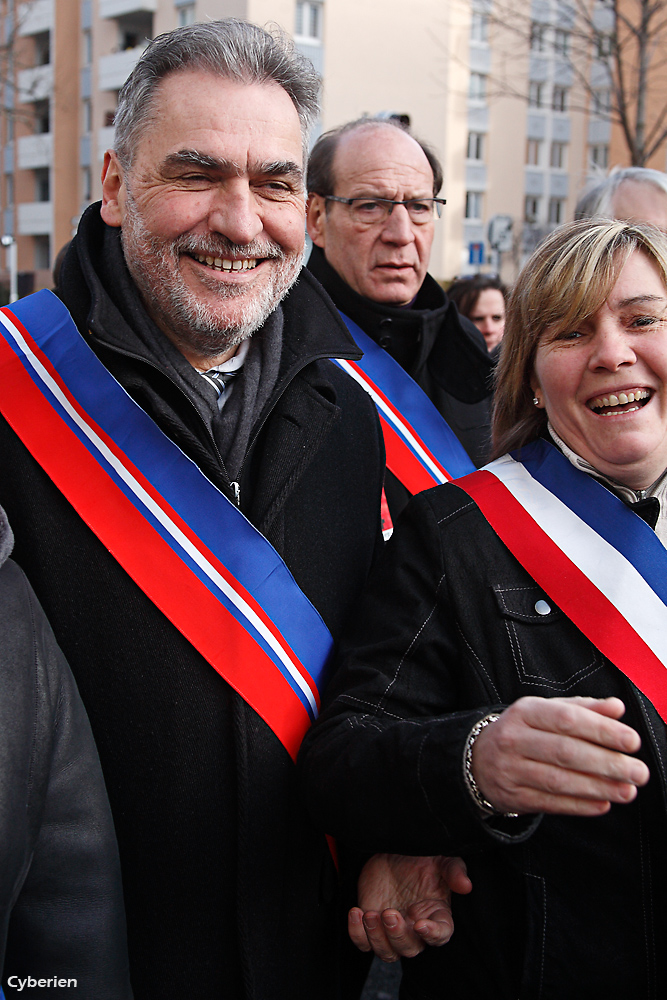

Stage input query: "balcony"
[
  {"left": 98, "top": 126, "right": 116, "bottom": 162},
  {"left": 18, "top": 0, "right": 53, "bottom": 36},
  {"left": 17, "top": 201, "right": 52, "bottom": 235},
  {"left": 99, "top": 0, "right": 156, "bottom": 16},
  {"left": 98, "top": 45, "right": 148, "bottom": 91},
  {"left": 16, "top": 64, "right": 53, "bottom": 104},
  {"left": 17, "top": 133, "right": 53, "bottom": 169}
]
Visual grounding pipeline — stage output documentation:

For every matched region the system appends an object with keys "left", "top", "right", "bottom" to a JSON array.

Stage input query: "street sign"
[
  {"left": 488, "top": 214, "right": 513, "bottom": 252},
  {"left": 468, "top": 242, "right": 484, "bottom": 265}
]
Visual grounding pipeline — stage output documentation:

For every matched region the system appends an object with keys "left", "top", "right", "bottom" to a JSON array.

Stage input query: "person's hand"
[
  {"left": 472, "top": 696, "right": 650, "bottom": 816},
  {"left": 349, "top": 854, "right": 472, "bottom": 962}
]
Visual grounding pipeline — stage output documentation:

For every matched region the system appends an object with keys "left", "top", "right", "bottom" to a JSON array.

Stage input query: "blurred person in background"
[
  {"left": 447, "top": 275, "right": 508, "bottom": 353},
  {"left": 575, "top": 166, "right": 667, "bottom": 231}
]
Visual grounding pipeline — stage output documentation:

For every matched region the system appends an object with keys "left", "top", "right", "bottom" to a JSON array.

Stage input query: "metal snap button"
[{"left": 535, "top": 599, "right": 551, "bottom": 616}]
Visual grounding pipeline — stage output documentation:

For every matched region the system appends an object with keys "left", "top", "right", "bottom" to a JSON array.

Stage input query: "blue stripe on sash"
[
  {"left": 514, "top": 438, "right": 667, "bottom": 605},
  {"left": 338, "top": 312, "right": 475, "bottom": 479},
  {"left": 7, "top": 291, "right": 333, "bottom": 709}
]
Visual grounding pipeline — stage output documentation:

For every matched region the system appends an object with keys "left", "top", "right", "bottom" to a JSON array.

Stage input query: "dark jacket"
[
  {"left": 0, "top": 205, "right": 385, "bottom": 1000},
  {"left": 300, "top": 482, "right": 667, "bottom": 1000},
  {"left": 307, "top": 247, "right": 494, "bottom": 516},
  {"left": 0, "top": 507, "right": 132, "bottom": 999}
]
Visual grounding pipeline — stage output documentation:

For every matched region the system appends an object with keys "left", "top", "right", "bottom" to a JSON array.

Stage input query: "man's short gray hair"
[
  {"left": 575, "top": 166, "right": 667, "bottom": 220},
  {"left": 113, "top": 18, "right": 321, "bottom": 170}
]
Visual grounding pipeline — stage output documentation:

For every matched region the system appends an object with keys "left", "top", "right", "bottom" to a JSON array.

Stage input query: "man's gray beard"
[{"left": 120, "top": 193, "right": 304, "bottom": 359}]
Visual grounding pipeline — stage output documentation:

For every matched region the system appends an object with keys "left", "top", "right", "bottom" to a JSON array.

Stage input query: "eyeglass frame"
[{"left": 321, "top": 194, "right": 447, "bottom": 223}]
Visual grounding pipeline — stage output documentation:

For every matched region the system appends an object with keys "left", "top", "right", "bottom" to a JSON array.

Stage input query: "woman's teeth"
[
  {"left": 589, "top": 388, "right": 650, "bottom": 415},
  {"left": 193, "top": 254, "right": 258, "bottom": 271}
]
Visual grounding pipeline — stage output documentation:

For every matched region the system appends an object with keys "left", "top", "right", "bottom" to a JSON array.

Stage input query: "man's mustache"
[{"left": 174, "top": 234, "right": 287, "bottom": 261}]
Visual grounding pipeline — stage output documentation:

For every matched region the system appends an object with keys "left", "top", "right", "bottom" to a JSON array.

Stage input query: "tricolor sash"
[
  {"left": 0, "top": 290, "right": 334, "bottom": 761},
  {"left": 454, "top": 438, "right": 667, "bottom": 722},
  {"left": 333, "top": 312, "right": 475, "bottom": 494}
]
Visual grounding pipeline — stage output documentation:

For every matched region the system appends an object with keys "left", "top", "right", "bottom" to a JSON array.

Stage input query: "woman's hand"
[{"left": 472, "top": 696, "right": 650, "bottom": 816}]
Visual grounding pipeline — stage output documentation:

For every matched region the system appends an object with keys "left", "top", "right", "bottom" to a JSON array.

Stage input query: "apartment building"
[{"left": 1, "top": 0, "right": 665, "bottom": 295}]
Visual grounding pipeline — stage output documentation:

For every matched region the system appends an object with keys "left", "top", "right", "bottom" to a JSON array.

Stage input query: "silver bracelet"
[{"left": 463, "top": 713, "right": 519, "bottom": 818}]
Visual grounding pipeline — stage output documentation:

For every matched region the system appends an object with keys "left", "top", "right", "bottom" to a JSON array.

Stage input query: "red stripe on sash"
[
  {"left": 0, "top": 314, "right": 314, "bottom": 759},
  {"left": 458, "top": 470, "right": 667, "bottom": 721},
  {"left": 379, "top": 415, "right": 448, "bottom": 493},
  {"left": 344, "top": 359, "right": 452, "bottom": 492}
]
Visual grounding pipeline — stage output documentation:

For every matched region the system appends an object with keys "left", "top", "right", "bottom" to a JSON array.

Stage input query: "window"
[
  {"left": 525, "top": 195, "right": 540, "bottom": 223},
  {"left": 83, "top": 29, "right": 92, "bottom": 65},
  {"left": 468, "top": 72, "right": 487, "bottom": 101},
  {"left": 550, "top": 141, "right": 567, "bottom": 168},
  {"left": 6, "top": 116, "right": 13, "bottom": 141},
  {"left": 470, "top": 11, "right": 488, "bottom": 42},
  {"left": 528, "top": 81, "right": 544, "bottom": 108},
  {"left": 548, "top": 197, "right": 564, "bottom": 224},
  {"left": 83, "top": 99, "right": 91, "bottom": 133},
  {"left": 6, "top": 174, "right": 13, "bottom": 206},
  {"left": 35, "top": 168, "right": 50, "bottom": 203},
  {"left": 295, "top": 1, "right": 322, "bottom": 41},
  {"left": 530, "top": 23, "right": 545, "bottom": 52},
  {"left": 552, "top": 85, "right": 568, "bottom": 112},
  {"left": 589, "top": 143, "right": 609, "bottom": 168},
  {"left": 592, "top": 88, "right": 611, "bottom": 114},
  {"left": 467, "top": 132, "right": 484, "bottom": 160},
  {"left": 82, "top": 166, "right": 91, "bottom": 202},
  {"left": 465, "top": 191, "right": 483, "bottom": 219},
  {"left": 526, "top": 138, "right": 541, "bottom": 165},
  {"left": 34, "top": 100, "right": 49, "bottom": 134},
  {"left": 177, "top": 3, "right": 195, "bottom": 26},
  {"left": 34, "top": 235, "right": 50, "bottom": 270},
  {"left": 554, "top": 29, "right": 570, "bottom": 56}
]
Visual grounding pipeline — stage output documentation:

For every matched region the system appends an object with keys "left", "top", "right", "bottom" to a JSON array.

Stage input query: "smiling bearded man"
[{"left": 0, "top": 19, "right": 390, "bottom": 1000}]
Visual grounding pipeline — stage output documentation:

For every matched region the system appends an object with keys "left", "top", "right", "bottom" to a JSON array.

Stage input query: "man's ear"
[
  {"left": 306, "top": 194, "right": 327, "bottom": 248},
  {"left": 100, "top": 150, "right": 126, "bottom": 228}
]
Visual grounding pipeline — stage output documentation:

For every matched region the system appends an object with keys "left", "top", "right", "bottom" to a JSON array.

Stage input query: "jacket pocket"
[{"left": 493, "top": 584, "right": 604, "bottom": 692}]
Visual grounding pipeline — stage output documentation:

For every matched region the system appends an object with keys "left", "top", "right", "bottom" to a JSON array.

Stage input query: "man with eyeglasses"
[{"left": 307, "top": 118, "right": 494, "bottom": 519}]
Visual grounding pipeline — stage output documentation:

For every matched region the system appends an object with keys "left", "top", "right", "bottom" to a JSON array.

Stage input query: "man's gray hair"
[
  {"left": 575, "top": 166, "right": 667, "bottom": 220},
  {"left": 113, "top": 18, "right": 321, "bottom": 170}
]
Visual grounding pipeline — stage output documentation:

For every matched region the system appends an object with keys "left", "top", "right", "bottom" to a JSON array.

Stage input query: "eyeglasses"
[{"left": 323, "top": 195, "right": 446, "bottom": 225}]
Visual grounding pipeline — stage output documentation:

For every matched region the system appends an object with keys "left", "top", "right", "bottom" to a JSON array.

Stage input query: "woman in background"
[{"left": 448, "top": 274, "right": 507, "bottom": 352}]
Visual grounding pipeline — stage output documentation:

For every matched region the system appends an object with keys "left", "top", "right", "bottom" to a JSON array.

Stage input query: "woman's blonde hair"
[{"left": 492, "top": 219, "right": 667, "bottom": 457}]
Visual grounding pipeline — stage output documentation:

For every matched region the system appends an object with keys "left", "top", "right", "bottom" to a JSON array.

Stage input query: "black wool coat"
[
  {"left": 0, "top": 205, "right": 385, "bottom": 1000},
  {"left": 300, "top": 482, "right": 667, "bottom": 1000}
]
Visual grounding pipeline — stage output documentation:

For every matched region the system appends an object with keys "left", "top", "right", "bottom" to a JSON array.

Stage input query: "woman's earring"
[{"left": 533, "top": 396, "right": 540, "bottom": 406}]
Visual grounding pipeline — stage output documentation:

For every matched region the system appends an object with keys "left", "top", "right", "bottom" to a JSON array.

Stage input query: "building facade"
[{"left": 1, "top": 0, "right": 666, "bottom": 296}]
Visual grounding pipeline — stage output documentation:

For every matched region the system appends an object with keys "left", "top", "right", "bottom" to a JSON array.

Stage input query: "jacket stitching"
[
  {"left": 455, "top": 623, "right": 501, "bottom": 701},
  {"left": 376, "top": 572, "right": 448, "bottom": 712}
]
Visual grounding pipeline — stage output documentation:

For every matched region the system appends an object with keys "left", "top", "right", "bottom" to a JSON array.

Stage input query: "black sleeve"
[
  {"left": 0, "top": 560, "right": 133, "bottom": 999},
  {"left": 299, "top": 490, "right": 538, "bottom": 857}
]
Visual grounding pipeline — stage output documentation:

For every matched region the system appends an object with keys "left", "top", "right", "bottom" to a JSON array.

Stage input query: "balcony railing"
[
  {"left": 17, "top": 201, "right": 53, "bottom": 236},
  {"left": 18, "top": 0, "right": 54, "bottom": 36},
  {"left": 17, "top": 133, "right": 53, "bottom": 170},
  {"left": 98, "top": 126, "right": 116, "bottom": 162},
  {"left": 98, "top": 45, "right": 148, "bottom": 91},
  {"left": 99, "top": 0, "right": 156, "bottom": 16},
  {"left": 16, "top": 64, "right": 53, "bottom": 104}
]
